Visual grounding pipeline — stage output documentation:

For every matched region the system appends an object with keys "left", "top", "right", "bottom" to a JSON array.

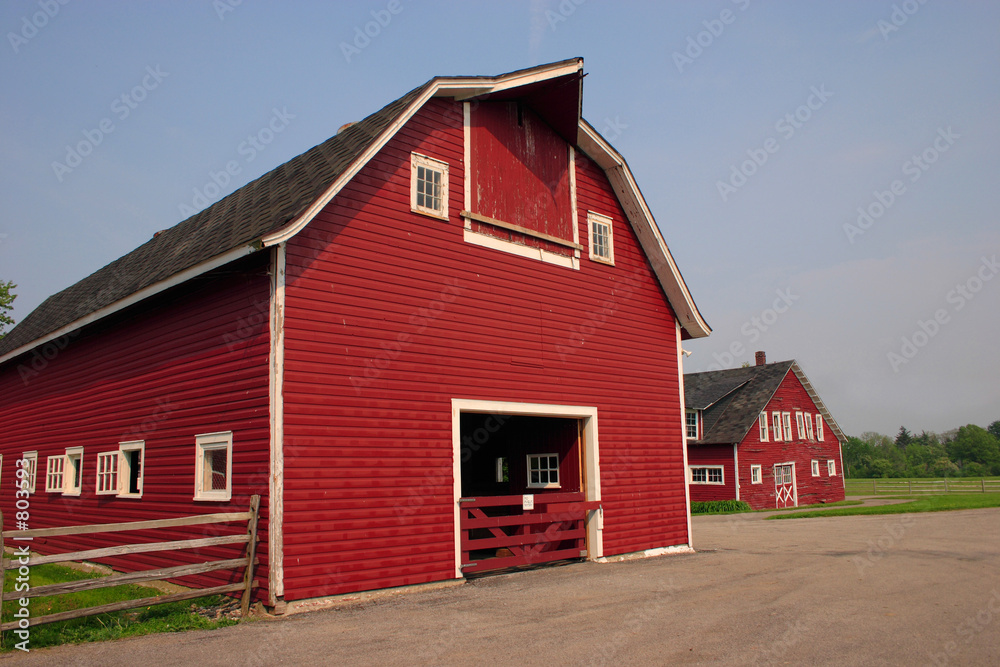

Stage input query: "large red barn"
[{"left": 0, "top": 59, "right": 712, "bottom": 609}]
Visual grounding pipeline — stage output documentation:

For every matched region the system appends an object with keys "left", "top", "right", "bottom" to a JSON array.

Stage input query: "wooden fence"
[
  {"left": 0, "top": 494, "right": 259, "bottom": 632},
  {"left": 846, "top": 478, "right": 1000, "bottom": 495}
]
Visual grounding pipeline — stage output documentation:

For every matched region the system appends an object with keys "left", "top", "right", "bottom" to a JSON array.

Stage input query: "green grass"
[
  {"left": 1, "top": 563, "right": 238, "bottom": 651},
  {"left": 691, "top": 500, "right": 751, "bottom": 514},
  {"left": 845, "top": 477, "right": 1000, "bottom": 495},
  {"left": 690, "top": 499, "right": 863, "bottom": 516},
  {"left": 767, "top": 492, "right": 1000, "bottom": 520}
]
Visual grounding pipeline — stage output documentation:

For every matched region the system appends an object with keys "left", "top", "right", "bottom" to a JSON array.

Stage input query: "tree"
[
  {"left": 947, "top": 425, "right": 1000, "bottom": 469},
  {"left": 0, "top": 280, "right": 16, "bottom": 338},
  {"left": 989, "top": 421, "right": 1000, "bottom": 442},
  {"left": 895, "top": 426, "right": 912, "bottom": 448}
]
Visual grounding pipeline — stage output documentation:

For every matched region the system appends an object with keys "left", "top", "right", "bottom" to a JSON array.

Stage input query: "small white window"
[
  {"left": 46, "top": 455, "right": 66, "bottom": 493},
  {"left": 20, "top": 452, "right": 37, "bottom": 494},
  {"left": 410, "top": 153, "right": 449, "bottom": 220},
  {"left": 795, "top": 412, "right": 805, "bottom": 440},
  {"left": 64, "top": 447, "right": 84, "bottom": 495},
  {"left": 828, "top": 460, "right": 836, "bottom": 476},
  {"left": 686, "top": 410, "right": 699, "bottom": 440},
  {"left": 750, "top": 464, "right": 762, "bottom": 484},
  {"left": 782, "top": 413, "right": 793, "bottom": 441},
  {"left": 811, "top": 460, "right": 820, "bottom": 477},
  {"left": 96, "top": 451, "right": 119, "bottom": 495},
  {"left": 527, "top": 453, "right": 560, "bottom": 489},
  {"left": 119, "top": 441, "right": 145, "bottom": 498},
  {"left": 588, "top": 211, "right": 614, "bottom": 264},
  {"left": 195, "top": 431, "right": 233, "bottom": 501},
  {"left": 816, "top": 415, "right": 825, "bottom": 441},
  {"left": 690, "top": 466, "right": 724, "bottom": 485},
  {"left": 804, "top": 414, "right": 815, "bottom": 441},
  {"left": 758, "top": 412, "right": 769, "bottom": 442},
  {"left": 772, "top": 412, "right": 783, "bottom": 442}
]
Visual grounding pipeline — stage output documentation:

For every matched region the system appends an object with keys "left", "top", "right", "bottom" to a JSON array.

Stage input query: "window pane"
[{"left": 204, "top": 448, "right": 228, "bottom": 491}]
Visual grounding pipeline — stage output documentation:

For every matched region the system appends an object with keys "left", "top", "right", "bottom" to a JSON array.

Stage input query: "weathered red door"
[{"left": 774, "top": 463, "right": 797, "bottom": 508}]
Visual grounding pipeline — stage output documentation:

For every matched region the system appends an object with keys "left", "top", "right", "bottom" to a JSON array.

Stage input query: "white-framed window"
[
  {"left": 96, "top": 451, "right": 119, "bottom": 495},
  {"left": 811, "top": 460, "right": 820, "bottom": 477},
  {"left": 21, "top": 452, "right": 38, "bottom": 494},
  {"left": 686, "top": 409, "right": 699, "bottom": 440},
  {"left": 119, "top": 441, "right": 145, "bottom": 498},
  {"left": 782, "top": 413, "right": 793, "bottom": 441},
  {"left": 772, "top": 412, "right": 783, "bottom": 442},
  {"left": 195, "top": 431, "right": 233, "bottom": 501},
  {"left": 804, "top": 413, "right": 815, "bottom": 441},
  {"left": 758, "top": 412, "right": 769, "bottom": 442},
  {"left": 527, "top": 453, "right": 560, "bottom": 489},
  {"left": 690, "top": 466, "right": 724, "bottom": 485},
  {"left": 45, "top": 455, "right": 65, "bottom": 493},
  {"left": 410, "top": 152, "right": 449, "bottom": 220},
  {"left": 816, "top": 415, "right": 825, "bottom": 441},
  {"left": 795, "top": 412, "right": 805, "bottom": 440},
  {"left": 828, "top": 460, "right": 837, "bottom": 476},
  {"left": 495, "top": 457, "right": 509, "bottom": 483},
  {"left": 588, "top": 211, "right": 614, "bottom": 265},
  {"left": 64, "top": 447, "right": 84, "bottom": 495},
  {"left": 750, "top": 464, "right": 762, "bottom": 484}
]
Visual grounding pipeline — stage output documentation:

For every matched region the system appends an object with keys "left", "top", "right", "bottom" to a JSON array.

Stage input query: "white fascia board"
[
  {"left": 577, "top": 121, "right": 711, "bottom": 339},
  {"left": 790, "top": 362, "right": 848, "bottom": 444},
  {"left": 0, "top": 244, "right": 257, "bottom": 367}
]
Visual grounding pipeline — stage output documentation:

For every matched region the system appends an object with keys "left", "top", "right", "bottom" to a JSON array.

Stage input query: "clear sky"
[{"left": 1, "top": 1, "right": 997, "bottom": 437}]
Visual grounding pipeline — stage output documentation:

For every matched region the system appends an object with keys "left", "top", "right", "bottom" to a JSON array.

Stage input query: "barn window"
[
  {"left": 588, "top": 212, "right": 614, "bottom": 265},
  {"left": 527, "top": 453, "right": 560, "bottom": 489},
  {"left": 45, "top": 456, "right": 65, "bottom": 493},
  {"left": 758, "top": 413, "right": 769, "bottom": 442},
  {"left": 811, "top": 460, "right": 820, "bottom": 477},
  {"left": 816, "top": 415, "right": 825, "bottom": 441},
  {"left": 795, "top": 412, "right": 805, "bottom": 440},
  {"left": 411, "top": 153, "right": 449, "bottom": 220},
  {"left": 782, "top": 413, "right": 793, "bottom": 441},
  {"left": 750, "top": 464, "right": 762, "bottom": 484},
  {"left": 804, "top": 413, "right": 815, "bottom": 441},
  {"left": 827, "top": 460, "right": 837, "bottom": 476},
  {"left": 96, "top": 451, "right": 119, "bottom": 495},
  {"left": 772, "top": 412, "right": 783, "bottom": 442},
  {"left": 20, "top": 452, "right": 37, "bottom": 494},
  {"left": 119, "top": 441, "right": 145, "bottom": 498},
  {"left": 64, "top": 447, "right": 84, "bottom": 495},
  {"left": 195, "top": 431, "right": 233, "bottom": 502},
  {"left": 690, "top": 466, "right": 723, "bottom": 485},
  {"left": 686, "top": 410, "right": 699, "bottom": 440}
]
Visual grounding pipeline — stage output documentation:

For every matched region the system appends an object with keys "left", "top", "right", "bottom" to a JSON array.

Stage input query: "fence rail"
[
  {"left": 846, "top": 478, "right": 1000, "bottom": 495},
  {"left": 0, "top": 495, "right": 260, "bottom": 633}
]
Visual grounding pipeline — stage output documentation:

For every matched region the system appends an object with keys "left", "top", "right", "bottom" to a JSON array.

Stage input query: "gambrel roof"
[
  {"left": 0, "top": 58, "right": 710, "bottom": 365},
  {"left": 684, "top": 361, "right": 846, "bottom": 445}
]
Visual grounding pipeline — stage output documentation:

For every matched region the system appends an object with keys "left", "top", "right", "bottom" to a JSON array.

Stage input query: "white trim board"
[{"left": 268, "top": 243, "right": 287, "bottom": 604}]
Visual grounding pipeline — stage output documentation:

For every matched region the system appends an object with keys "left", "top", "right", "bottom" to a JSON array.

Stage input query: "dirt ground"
[{"left": 4, "top": 503, "right": 999, "bottom": 666}]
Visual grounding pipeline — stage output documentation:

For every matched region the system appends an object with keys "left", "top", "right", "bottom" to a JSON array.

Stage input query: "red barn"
[
  {"left": 684, "top": 353, "right": 846, "bottom": 510},
  {"left": 0, "top": 59, "right": 712, "bottom": 609}
]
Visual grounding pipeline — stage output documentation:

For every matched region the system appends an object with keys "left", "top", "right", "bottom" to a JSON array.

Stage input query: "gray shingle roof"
[{"left": 684, "top": 361, "right": 794, "bottom": 445}]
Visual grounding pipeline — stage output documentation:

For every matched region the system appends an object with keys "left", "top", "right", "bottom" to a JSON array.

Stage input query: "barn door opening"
[
  {"left": 774, "top": 463, "right": 797, "bottom": 508},
  {"left": 451, "top": 401, "right": 602, "bottom": 577}
]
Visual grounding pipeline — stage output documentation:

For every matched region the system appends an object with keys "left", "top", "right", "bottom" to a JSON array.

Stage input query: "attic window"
[
  {"left": 685, "top": 409, "right": 699, "bottom": 440},
  {"left": 816, "top": 415, "right": 825, "bottom": 441},
  {"left": 588, "top": 212, "right": 614, "bottom": 265},
  {"left": 411, "top": 153, "right": 449, "bottom": 220}
]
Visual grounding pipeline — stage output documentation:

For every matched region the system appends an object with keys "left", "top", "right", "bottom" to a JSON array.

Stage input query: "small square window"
[
  {"left": 828, "top": 460, "right": 836, "bottom": 476},
  {"left": 772, "top": 413, "right": 783, "bottom": 442},
  {"left": 119, "top": 441, "right": 145, "bottom": 498},
  {"left": 195, "top": 432, "right": 233, "bottom": 501},
  {"left": 64, "top": 447, "right": 83, "bottom": 495},
  {"left": 686, "top": 410, "right": 699, "bottom": 440},
  {"left": 816, "top": 415, "right": 825, "bottom": 441},
  {"left": 20, "top": 452, "right": 37, "bottom": 494},
  {"left": 527, "top": 453, "right": 560, "bottom": 489},
  {"left": 588, "top": 212, "right": 614, "bottom": 264},
  {"left": 96, "top": 451, "right": 119, "bottom": 495},
  {"left": 758, "top": 412, "right": 769, "bottom": 442},
  {"left": 811, "top": 460, "right": 820, "bottom": 477},
  {"left": 751, "top": 464, "right": 762, "bottom": 484},
  {"left": 45, "top": 455, "right": 65, "bottom": 493},
  {"left": 411, "top": 153, "right": 449, "bottom": 220}
]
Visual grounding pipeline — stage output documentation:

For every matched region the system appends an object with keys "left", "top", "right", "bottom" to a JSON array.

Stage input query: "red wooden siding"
[
  {"left": 686, "top": 445, "right": 736, "bottom": 503},
  {"left": 0, "top": 254, "right": 271, "bottom": 595},
  {"left": 281, "top": 97, "right": 688, "bottom": 601}
]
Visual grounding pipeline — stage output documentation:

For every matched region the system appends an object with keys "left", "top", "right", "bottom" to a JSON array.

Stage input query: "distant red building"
[
  {"left": 684, "top": 353, "right": 846, "bottom": 509},
  {"left": 0, "top": 59, "right": 712, "bottom": 609}
]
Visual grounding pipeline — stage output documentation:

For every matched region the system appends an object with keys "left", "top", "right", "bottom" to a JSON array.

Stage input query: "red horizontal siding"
[{"left": 687, "top": 445, "right": 737, "bottom": 503}]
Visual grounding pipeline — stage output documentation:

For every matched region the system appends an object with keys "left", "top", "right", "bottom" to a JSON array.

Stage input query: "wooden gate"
[
  {"left": 459, "top": 492, "right": 599, "bottom": 574},
  {"left": 774, "top": 463, "right": 797, "bottom": 508}
]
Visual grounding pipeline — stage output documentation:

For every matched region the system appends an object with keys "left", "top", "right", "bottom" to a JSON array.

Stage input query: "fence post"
[
  {"left": 873, "top": 479, "right": 877, "bottom": 494},
  {"left": 944, "top": 478, "right": 949, "bottom": 493},
  {"left": 908, "top": 480, "right": 911, "bottom": 494},
  {"left": 983, "top": 479, "right": 987, "bottom": 493},
  {"left": 241, "top": 495, "right": 261, "bottom": 617}
]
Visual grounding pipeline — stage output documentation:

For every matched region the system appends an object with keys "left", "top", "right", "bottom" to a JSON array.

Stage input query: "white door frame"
[{"left": 774, "top": 461, "right": 798, "bottom": 508}]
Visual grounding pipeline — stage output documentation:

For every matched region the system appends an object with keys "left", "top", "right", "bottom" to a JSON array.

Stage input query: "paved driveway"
[{"left": 5, "top": 506, "right": 999, "bottom": 666}]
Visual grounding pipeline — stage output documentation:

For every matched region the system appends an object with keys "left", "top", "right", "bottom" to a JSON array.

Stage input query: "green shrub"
[{"left": 690, "top": 500, "right": 751, "bottom": 514}]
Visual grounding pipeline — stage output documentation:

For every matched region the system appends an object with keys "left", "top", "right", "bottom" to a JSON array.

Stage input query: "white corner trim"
[
  {"left": 733, "top": 443, "right": 740, "bottom": 501},
  {"left": 463, "top": 101, "right": 472, "bottom": 216},
  {"left": 595, "top": 544, "right": 695, "bottom": 563},
  {"left": 268, "top": 243, "right": 286, "bottom": 604},
  {"left": 677, "top": 323, "right": 693, "bottom": 550}
]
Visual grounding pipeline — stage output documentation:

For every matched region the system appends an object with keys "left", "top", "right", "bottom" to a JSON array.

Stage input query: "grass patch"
[
  {"left": 1, "top": 563, "right": 239, "bottom": 651},
  {"left": 767, "top": 493, "right": 1000, "bottom": 520},
  {"left": 691, "top": 500, "right": 751, "bottom": 515},
  {"left": 760, "top": 500, "right": 863, "bottom": 512}
]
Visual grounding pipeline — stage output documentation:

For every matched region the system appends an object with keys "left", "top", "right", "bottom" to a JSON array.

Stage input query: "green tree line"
[{"left": 844, "top": 422, "right": 1000, "bottom": 478}]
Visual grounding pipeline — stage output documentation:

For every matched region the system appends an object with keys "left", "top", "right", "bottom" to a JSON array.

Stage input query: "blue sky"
[{"left": 1, "top": 1, "right": 997, "bottom": 437}]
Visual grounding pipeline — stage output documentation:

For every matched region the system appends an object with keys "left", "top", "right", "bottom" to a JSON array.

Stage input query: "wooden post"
[
  {"left": 908, "top": 480, "right": 912, "bottom": 494},
  {"left": 983, "top": 479, "right": 987, "bottom": 493},
  {"left": 241, "top": 495, "right": 261, "bottom": 617},
  {"left": 873, "top": 479, "right": 877, "bottom": 494},
  {"left": 944, "top": 478, "right": 949, "bottom": 493}
]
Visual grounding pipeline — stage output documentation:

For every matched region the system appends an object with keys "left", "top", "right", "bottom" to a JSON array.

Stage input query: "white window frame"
[
  {"left": 527, "top": 453, "right": 561, "bottom": 489},
  {"left": 21, "top": 451, "right": 37, "bottom": 494},
  {"left": 816, "top": 415, "right": 825, "bottom": 441},
  {"left": 45, "top": 455, "right": 66, "bottom": 493},
  {"left": 195, "top": 431, "right": 233, "bottom": 502},
  {"left": 64, "top": 447, "right": 84, "bottom": 496},
  {"left": 772, "top": 412, "right": 783, "bottom": 442},
  {"left": 119, "top": 441, "right": 145, "bottom": 498},
  {"left": 685, "top": 409, "right": 699, "bottom": 440},
  {"left": 750, "top": 464, "right": 762, "bottom": 484},
  {"left": 758, "top": 412, "right": 769, "bottom": 442},
  {"left": 795, "top": 412, "right": 805, "bottom": 440},
  {"left": 410, "top": 152, "right": 449, "bottom": 220},
  {"left": 587, "top": 211, "right": 614, "bottom": 265},
  {"left": 96, "top": 451, "right": 119, "bottom": 495},
  {"left": 782, "top": 412, "right": 793, "bottom": 441},
  {"left": 828, "top": 459, "right": 837, "bottom": 476},
  {"left": 811, "top": 459, "right": 820, "bottom": 477},
  {"left": 804, "top": 413, "right": 815, "bottom": 441},
  {"left": 690, "top": 466, "right": 724, "bottom": 485}
]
